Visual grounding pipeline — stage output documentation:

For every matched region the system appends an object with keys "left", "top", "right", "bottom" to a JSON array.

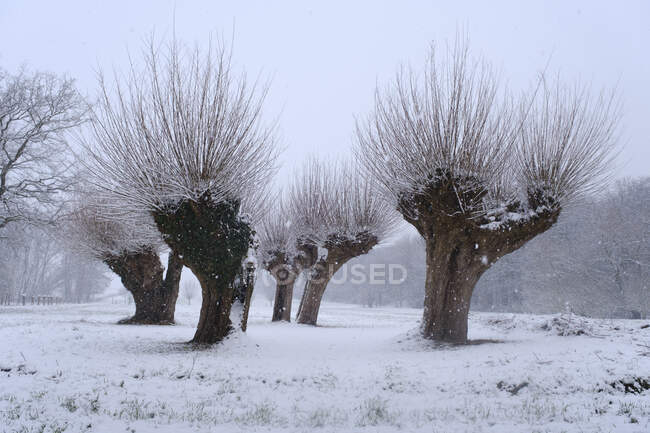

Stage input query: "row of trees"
[
  {"left": 1, "top": 35, "right": 621, "bottom": 345},
  {"left": 258, "top": 160, "right": 397, "bottom": 324}
]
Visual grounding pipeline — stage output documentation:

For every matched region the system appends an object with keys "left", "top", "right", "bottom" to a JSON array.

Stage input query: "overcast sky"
[{"left": 1, "top": 0, "right": 648, "bottom": 179}]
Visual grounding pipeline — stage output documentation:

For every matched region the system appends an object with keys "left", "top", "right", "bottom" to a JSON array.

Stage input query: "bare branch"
[
  {"left": 355, "top": 38, "right": 621, "bottom": 227},
  {"left": 289, "top": 157, "right": 398, "bottom": 247},
  {"left": 354, "top": 39, "right": 519, "bottom": 218},
  {"left": 0, "top": 67, "right": 87, "bottom": 228},
  {"left": 61, "top": 190, "right": 163, "bottom": 261},
  {"left": 80, "top": 37, "right": 278, "bottom": 216},
  {"left": 258, "top": 190, "right": 295, "bottom": 265},
  {"left": 515, "top": 77, "right": 621, "bottom": 208}
]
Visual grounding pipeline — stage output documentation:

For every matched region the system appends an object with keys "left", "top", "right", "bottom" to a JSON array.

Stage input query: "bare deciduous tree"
[
  {"left": 515, "top": 177, "right": 650, "bottom": 318},
  {"left": 291, "top": 159, "right": 398, "bottom": 325},
  {"left": 355, "top": 40, "right": 620, "bottom": 343},
  {"left": 259, "top": 195, "right": 312, "bottom": 322},
  {"left": 0, "top": 223, "right": 60, "bottom": 298},
  {"left": 66, "top": 196, "right": 182, "bottom": 324},
  {"left": 182, "top": 279, "right": 200, "bottom": 305},
  {"left": 0, "top": 67, "right": 86, "bottom": 230},
  {"left": 82, "top": 38, "right": 277, "bottom": 343},
  {"left": 0, "top": 222, "right": 110, "bottom": 304}
]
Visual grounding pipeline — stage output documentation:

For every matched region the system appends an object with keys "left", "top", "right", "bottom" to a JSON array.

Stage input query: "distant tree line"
[
  {"left": 0, "top": 223, "right": 110, "bottom": 303},
  {"left": 473, "top": 177, "right": 650, "bottom": 318}
]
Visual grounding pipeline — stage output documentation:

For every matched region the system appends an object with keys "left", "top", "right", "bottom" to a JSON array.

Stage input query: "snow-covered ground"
[{"left": 1, "top": 301, "right": 649, "bottom": 433}]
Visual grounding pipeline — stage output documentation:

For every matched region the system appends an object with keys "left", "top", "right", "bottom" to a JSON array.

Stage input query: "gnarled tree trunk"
[
  {"left": 408, "top": 186, "right": 560, "bottom": 343},
  {"left": 272, "top": 281, "right": 295, "bottom": 322},
  {"left": 421, "top": 236, "right": 489, "bottom": 342},
  {"left": 296, "top": 276, "right": 331, "bottom": 325},
  {"left": 269, "top": 262, "right": 302, "bottom": 322},
  {"left": 264, "top": 245, "right": 315, "bottom": 323},
  {"left": 297, "top": 233, "right": 377, "bottom": 325},
  {"left": 106, "top": 249, "right": 183, "bottom": 325},
  {"left": 192, "top": 272, "right": 235, "bottom": 343},
  {"left": 154, "top": 252, "right": 183, "bottom": 323},
  {"left": 153, "top": 197, "right": 252, "bottom": 344}
]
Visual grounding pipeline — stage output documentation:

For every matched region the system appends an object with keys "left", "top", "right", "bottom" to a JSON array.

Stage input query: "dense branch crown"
[
  {"left": 355, "top": 40, "right": 620, "bottom": 231},
  {"left": 82, "top": 38, "right": 277, "bottom": 217},
  {"left": 258, "top": 195, "right": 296, "bottom": 266},
  {"left": 289, "top": 158, "right": 397, "bottom": 250},
  {"left": 65, "top": 192, "right": 163, "bottom": 260}
]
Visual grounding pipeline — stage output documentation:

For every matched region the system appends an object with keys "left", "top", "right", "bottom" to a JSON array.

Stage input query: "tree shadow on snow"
[{"left": 395, "top": 329, "right": 505, "bottom": 351}]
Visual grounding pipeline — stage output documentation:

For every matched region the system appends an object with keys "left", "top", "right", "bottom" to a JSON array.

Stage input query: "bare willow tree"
[
  {"left": 259, "top": 195, "right": 313, "bottom": 322},
  {"left": 82, "top": 39, "right": 277, "bottom": 343},
  {"left": 355, "top": 40, "right": 620, "bottom": 343},
  {"left": 66, "top": 196, "right": 183, "bottom": 324},
  {"left": 291, "top": 159, "right": 398, "bottom": 325},
  {"left": 0, "top": 67, "right": 86, "bottom": 230}
]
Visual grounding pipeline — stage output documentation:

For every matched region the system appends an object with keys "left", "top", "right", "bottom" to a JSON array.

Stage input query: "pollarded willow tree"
[
  {"left": 82, "top": 39, "right": 277, "bottom": 343},
  {"left": 355, "top": 41, "right": 620, "bottom": 343},
  {"left": 292, "top": 159, "right": 398, "bottom": 325},
  {"left": 66, "top": 196, "right": 182, "bottom": 324},
  {"left": 259, "top": 196, "right": 315, "bottom": 322}
]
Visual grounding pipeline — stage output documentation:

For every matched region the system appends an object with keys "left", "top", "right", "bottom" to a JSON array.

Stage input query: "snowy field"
[{"left": 1, "top": 301, "right": 649, "bottom": 433}]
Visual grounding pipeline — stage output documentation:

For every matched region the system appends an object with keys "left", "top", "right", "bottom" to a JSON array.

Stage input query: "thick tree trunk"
[
  {"left": 106, "top": 249, "right": 181, "bottom": 325},
  {"left": 157, "top": 252, "right": 183, "bottom": 322},
  {"left": 421, "top": 236, "right": 487, "bottom": 343},
  {"left": 296, "top": 233, "right": 378, "bottom": 326},
  {"left": 113, "top": 252, "right": 183, "bottom": 325},
  {"left": 272, "top": 281, "right": 295, "bottom": 322},
  {"left": 413, "top": 199, "right": 559, "bottom": 343},
  {"left": 152, "top": 197, "right": 253, "bottom": 345},
  {"left": 192, "top": 272, "right": 235, "bottom": 344},
  {"left": 265, "top": 250, "right": 310, "bottom": 323},
  {"left": 296, "top": 278, "right": 329, "bottom": 325}
]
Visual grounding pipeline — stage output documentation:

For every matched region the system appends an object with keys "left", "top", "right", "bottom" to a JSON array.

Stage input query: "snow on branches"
[
  {"left": 354, "top": 39, "right": 620, "bottom": 228},
  {"left": 354, "top": 36, "right": 621, "bottom": 343},
  {"left": 81, "top": 38, "right": 278, "bottom": 217},
  {"left": 64, "top": 192, "right": 163, "bottom": 261},
  {"left": 0, "top": 67, "right": 87, "bottom": 229},
  {"left": 258, "top": 193, "right": 297, "bottom": 266},
  {"left": 289, "top": 158, "right": 398, "bottom": 250}
]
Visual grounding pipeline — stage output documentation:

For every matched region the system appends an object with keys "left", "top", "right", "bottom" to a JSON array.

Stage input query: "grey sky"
[{"left": 1, "top": 0, "right": 648, "bottom": 179}]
